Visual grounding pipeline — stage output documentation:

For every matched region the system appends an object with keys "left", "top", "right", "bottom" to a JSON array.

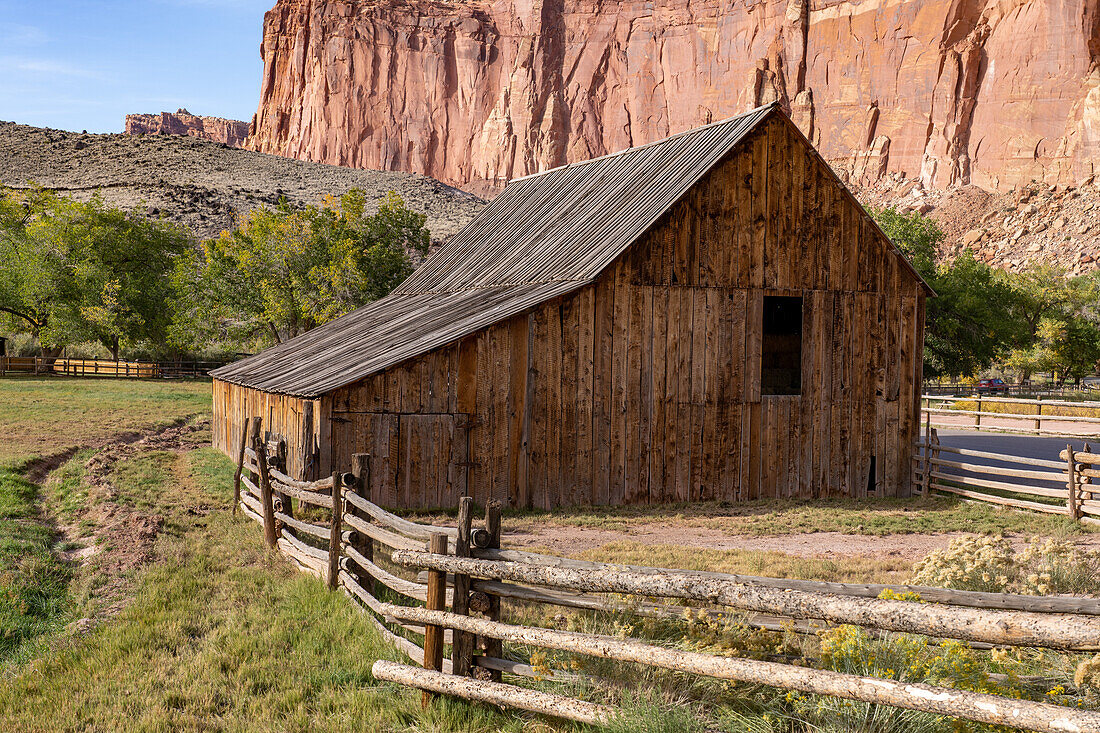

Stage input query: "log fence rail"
[{"left": 232, "top": 415, "right": 1100, "bottom": 731}]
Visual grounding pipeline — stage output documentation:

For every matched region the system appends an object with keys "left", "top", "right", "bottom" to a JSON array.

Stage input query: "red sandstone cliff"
[
  {"left": 126, "top": 109, "right": 251, "bottom": 148},
  {"left": 245, "top": 0, "right": 1100, "bottom": 195}
]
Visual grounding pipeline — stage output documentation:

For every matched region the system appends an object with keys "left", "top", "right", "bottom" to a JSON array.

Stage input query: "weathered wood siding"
[
  {"left": 212, "top": 379, "right": 319, "bottom": 478},
  {"left": 217, "top": 115, "right": 925, "bottom": 509}
]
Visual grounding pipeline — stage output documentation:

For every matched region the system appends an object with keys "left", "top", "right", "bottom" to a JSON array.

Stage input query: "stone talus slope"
[
  {"left": 125, "top": 109, "right": 251, "bottom": 148},
  {"left": 0, "top": 121, "right": 484, "bottom": 241},
  {"left": 245, "top": 0, "right": 1100, "bottom": 196}
]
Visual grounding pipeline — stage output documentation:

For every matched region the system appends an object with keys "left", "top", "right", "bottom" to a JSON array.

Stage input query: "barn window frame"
[{"left": 760, "top": 294, "right": 803, "bottom": 396}]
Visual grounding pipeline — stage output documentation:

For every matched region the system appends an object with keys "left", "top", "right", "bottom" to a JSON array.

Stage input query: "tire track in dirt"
[{"left": 31, "top": 418, "right": 211, "bottom": 634}]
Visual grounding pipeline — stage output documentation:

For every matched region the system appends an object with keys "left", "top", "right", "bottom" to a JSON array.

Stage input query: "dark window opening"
[{"left": 761, "top": 295, "right": 802, "bottom": 395}]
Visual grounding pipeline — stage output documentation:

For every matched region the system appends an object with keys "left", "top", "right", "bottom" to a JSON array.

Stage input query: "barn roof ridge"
[{"left": 508, "top": 103, "right": 779, "bottom": 184}]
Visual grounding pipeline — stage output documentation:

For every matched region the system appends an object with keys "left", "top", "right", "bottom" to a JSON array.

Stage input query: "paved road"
[{"left": 933, "top": 430, "right": 1092, "bottom": 491}]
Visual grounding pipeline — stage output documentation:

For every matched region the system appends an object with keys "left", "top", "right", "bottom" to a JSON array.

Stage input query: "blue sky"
[{"left": 0, "top": 0, "right": 273, "bottom": 133}]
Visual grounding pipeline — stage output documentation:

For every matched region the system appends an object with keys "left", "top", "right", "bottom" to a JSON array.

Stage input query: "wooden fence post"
[
  {"left": 481, "top": 500, "right": 503, "bottom": 681},
  {"left": 928, "top": 428, "right": 940, "bottom": 495},
  {"left": 975, "top": 395, "right": 982, "bottom": 429},
  {"left": 328, "top": 472, "right": 343, "bottom": 590},
  {"left": 350, "top": 453, "right": 375, "bottom": 595},
  {"left": 452, "top": 497, "right": 475, "bottom": 676},
  {"left": 272, "top": 438, "right": 292, "bottom": 520},
  {"left": 252, "top": 422, "right": 278, "bottom": 549},
  {"left": 1034, "top": 395, "right": 1042, "bottom": 434},
  {"left": 1066, "top": 445, "right": 1079, "bottom": 521},
  {"left": 920, "top": 414, "right": 932, "bottom": 497},
  {"left": 247, "top": 416, "right": 262, "bottom": 507},
  {"left": 232, "top": 419, "right": 251, "bottom": 515},
  {"left": 1083, "top": 443, "right": 1094, "bottom": 502},
  {"left": 422, "top": 532, "right": 449, "bottom": 706}
]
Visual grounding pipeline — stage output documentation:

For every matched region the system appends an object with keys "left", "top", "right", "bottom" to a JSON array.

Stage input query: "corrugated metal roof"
[
  {"left": 210, "top": 281, "right": 582, "bottom": 396},
  {"left": 213, "top": 103, "right": 861, "bottom": 397},
  {"left": 395, "top": 104, "right": 776, "bottom": 295}
]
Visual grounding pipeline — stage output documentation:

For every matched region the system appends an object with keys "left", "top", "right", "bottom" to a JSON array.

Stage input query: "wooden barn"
[{"left": 211, "top": 104, "right": 931, "bottom": 510}]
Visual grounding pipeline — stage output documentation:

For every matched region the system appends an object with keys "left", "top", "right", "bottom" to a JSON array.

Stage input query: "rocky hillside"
[
  {"left": 0, "top": 120, "right": 484, "bottom": 241},
  {"left": 855, "top": 176, "right": 1100, "bottom": 275},
  {"left": 125, "top": 109, "right": 250, "bottom": 148},
  {"left": 245, "top": 0, "right": 1100, "bottom": 197}
]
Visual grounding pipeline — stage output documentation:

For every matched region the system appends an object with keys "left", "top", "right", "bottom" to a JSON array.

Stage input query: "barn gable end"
[{"left": 213, "top": 106, "right": 928, "bottom": 508}]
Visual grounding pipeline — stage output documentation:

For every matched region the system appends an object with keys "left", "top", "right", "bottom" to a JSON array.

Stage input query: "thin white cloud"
[
  {"left": 0, "top": 23, "right": 47, "bottom": 46},
  {"left": 0, "top": 56, "right": 107, "bottom": 80}
]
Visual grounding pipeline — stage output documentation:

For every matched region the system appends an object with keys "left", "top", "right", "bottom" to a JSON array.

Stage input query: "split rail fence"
[
  {"left": 921, "top": 394, "right": 1100, "bottom": 437},
  {"left": 922, "top": 383, "right": 1100, "bottom": 398},
  {"left": 234, "top": 416, "right": 1100, "bottom": 732},
  {"left": 912, "top": 427, "right": 1100, "bottom": 526},
  {"left": 0, "top": 356, "right": 226, "bottom": 379}
]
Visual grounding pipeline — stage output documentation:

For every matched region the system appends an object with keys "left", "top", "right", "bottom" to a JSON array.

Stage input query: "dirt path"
[
  {"left": 40, "top": 418, "right": 210, "bottom": 631},
  {"left": 503, "top": 524, "right": 1100, "bottom": 563}
]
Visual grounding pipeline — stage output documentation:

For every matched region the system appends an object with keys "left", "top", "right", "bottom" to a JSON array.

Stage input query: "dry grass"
[
  {"left": 0, "top": 376, "right": 210, "bottom": 463},
  {"left": 571, "top": 542, "right": 912, "bottom": 585},
  {"left": 946, "top": 397, "right": 1100, "bottom": 419},
  {"left": 427, "top": 496, "right": 1087, "bottom": 538}
]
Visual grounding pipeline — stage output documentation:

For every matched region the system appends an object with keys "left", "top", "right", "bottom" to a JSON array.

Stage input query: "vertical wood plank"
[
  {"left": 575, "top": 287, "right": 596, "bottom": 506},
  {"left": 649, "top": 287, "right": 668, "bottom": 504},
  {"left": 593, "top": 277, "right": 614, "bottom": 505}
]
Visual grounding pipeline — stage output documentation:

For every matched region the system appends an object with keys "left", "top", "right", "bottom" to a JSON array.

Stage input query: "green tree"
[
  {"left": 872, "top": 207, "right": 1023, "bottom": 379},
  {"left": 870, "top": 206, "right": 939, "bottom": 281},
  {"left": 1026, "top": 317, "right": 1100, "bottom": 385},
  {"left": 172, "top": 190, "right": 429, "bottom": 349},
  {"left": 0, "top": 187, "right": 190, "bottom": 359},
  {"left": 922, "top": 251, "right": 1022, "bottom": 379}
]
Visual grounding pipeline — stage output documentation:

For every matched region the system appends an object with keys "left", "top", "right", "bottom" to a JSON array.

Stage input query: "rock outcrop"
[
  {"left": 125, "top": 109, "right": 250, "bottom": 148},
  {"left": 245, "top": 0, "right": 1100, "bottom": 196}
]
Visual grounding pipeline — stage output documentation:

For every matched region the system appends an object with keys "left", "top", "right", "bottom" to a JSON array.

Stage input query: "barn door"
[{"left": 397, "top": 414, "right": 470, "bottom": 509}]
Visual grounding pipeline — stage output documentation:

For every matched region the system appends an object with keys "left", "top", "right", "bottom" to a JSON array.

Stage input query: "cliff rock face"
[
  {"left": 126, "top": 109, "right": 251, "bottom": 148},
  {"left": 246, "top": 0, "right": 1100, "bottom": 195}
]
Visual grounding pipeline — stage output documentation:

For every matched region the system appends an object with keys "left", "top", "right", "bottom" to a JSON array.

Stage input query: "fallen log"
[
  {"left": 371, "top": 661, "right": 611, "bottom": 726},
  {"left": 380, "top": 604, "right": 1100, "bottom": 733},
  {"left": 392, "top": 551, "right": 1100, "bottom": 651}
]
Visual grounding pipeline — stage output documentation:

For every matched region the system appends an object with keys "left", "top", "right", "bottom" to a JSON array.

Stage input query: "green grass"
[
  {"left": 0, "top": 448, "right": 541, "bottom": 732},
  {"left": 0, "top": 463, "right": 70, "bottom": 665},
  {"left": 0, "top": 376, "right": 210, "bottom": 462}
]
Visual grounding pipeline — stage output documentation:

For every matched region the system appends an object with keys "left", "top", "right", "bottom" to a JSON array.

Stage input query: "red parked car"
[{"left": 976, "top": 378, "right": 1009, "bottom": 395}]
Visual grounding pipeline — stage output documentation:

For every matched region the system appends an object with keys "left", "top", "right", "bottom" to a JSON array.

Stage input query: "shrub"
[{"left": 910, "top": 535, "right": 1100, "bottom": 596}]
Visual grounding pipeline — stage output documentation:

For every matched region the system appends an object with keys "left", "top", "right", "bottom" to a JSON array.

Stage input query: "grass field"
[
  {"left": 0, "top": 376, "right": 1097, "bottom": 732},
  {"left": 0, "top": 376, "right": 210, "bottom": 463}
]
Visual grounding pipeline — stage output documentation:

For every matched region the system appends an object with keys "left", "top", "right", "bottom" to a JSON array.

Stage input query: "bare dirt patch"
[
  {"left": 52, "top": 418, "right": 210, "bottom": 626},
  {"left": 503, "top": 524, "right": 1100, "bottom": 564}
]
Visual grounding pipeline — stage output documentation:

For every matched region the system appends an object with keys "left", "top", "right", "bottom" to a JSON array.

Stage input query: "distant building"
[{"left": 212, "top": 104, "right": 931, "bottom": 509}]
